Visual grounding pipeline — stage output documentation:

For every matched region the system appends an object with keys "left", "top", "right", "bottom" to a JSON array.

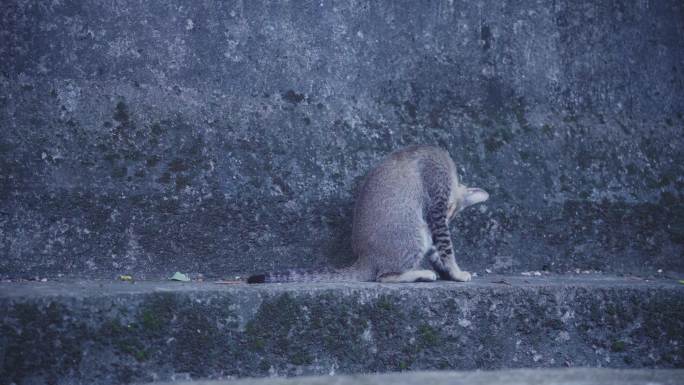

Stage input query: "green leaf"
[
  {"left": 170, "top": 272, "right": 191, "bottom": 282},
  {"left": 679, "top": 280, "right": 684, "bottom": 285}
]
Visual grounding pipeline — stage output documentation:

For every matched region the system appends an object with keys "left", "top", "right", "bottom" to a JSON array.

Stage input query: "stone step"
[
  {"left": 148, "top": 368, "right": 684, "bottom": 385},
  {"left": 1, "top": 275, "right": 682, "bottom": 384}
]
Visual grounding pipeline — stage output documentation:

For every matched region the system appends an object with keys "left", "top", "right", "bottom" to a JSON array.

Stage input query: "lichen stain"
[
  {"left": 282, "top": 90, "right": 305, "bottom": 104},
  {"left": 480, "top": 25, "right": 492, "bottom": 51}
]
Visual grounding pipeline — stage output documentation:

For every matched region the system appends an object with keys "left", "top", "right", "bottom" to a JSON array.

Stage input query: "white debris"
[
  {"left": 521, "top": 271, "right": 542, "bottom": 277},
  {"left": 556, "top": 331, "right": 571, "bottom": 343},
  {"left": 458, "top": 319, "right": 472, "bottom": 328}
]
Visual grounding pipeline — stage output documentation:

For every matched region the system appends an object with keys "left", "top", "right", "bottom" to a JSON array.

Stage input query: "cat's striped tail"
[{"left": 246, "top": 266, "right": 364, "bottom": 283}]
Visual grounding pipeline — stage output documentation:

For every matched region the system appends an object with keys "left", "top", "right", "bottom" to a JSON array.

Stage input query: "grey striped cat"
[{"left": 247, "top": 145, "right": 488, "bottom": 283}]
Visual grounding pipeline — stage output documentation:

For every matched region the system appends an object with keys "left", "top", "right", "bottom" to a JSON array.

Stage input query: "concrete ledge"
[
  {"left": 1, "top": 275, "right": 683, "bottom": 384},
  {"left": 150, "top": 368, "right": 684, "bottom": 385}
]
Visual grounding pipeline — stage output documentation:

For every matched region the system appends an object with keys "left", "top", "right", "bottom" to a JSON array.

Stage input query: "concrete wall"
[{"left": 1, "top": 0, "right": 683, "bottom": 279}]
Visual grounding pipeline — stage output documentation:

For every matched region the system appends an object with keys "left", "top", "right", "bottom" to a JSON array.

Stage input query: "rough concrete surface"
[
  {"left": 148, "top": 368, "right": 684, "bottom": 385},
  {"left": 1, "top": 276, "right": 682, "bottom": 384},
  {"left": 1, "top": 0, "right": 683, "bottom": 279}
]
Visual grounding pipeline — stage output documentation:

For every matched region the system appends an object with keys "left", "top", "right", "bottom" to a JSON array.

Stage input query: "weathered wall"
[{"left": 1, "top": 0, "right": 683, "bottom": 278}]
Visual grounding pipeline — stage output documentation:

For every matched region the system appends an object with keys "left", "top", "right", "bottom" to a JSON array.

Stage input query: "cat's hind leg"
[
  {"left": 378, "top": 269, "right": 437, "bottom": 283},
  {"left": 426, "top": 202, "right": 472, "bottom": 282}
]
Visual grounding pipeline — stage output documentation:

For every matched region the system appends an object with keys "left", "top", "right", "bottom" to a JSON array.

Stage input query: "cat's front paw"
[{"left": 451, "top": 270, "right": 472, "bottom": 282}]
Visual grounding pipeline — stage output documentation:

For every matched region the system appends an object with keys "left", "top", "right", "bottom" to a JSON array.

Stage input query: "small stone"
[{"left": 170, "top": 272, "right": 191, "bottom": 282}]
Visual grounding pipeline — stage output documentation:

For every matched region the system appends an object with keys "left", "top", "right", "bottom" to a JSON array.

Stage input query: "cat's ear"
[{"left": 462, "top": 187, "right": 489, "bottom": 208}]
